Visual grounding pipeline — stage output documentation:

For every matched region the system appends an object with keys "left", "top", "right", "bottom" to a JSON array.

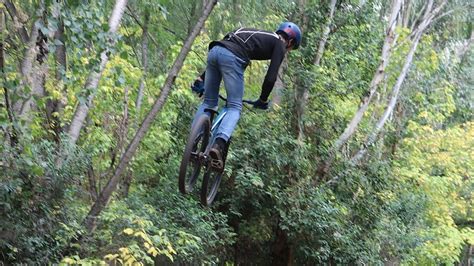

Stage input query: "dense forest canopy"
[{"left": 1, "top": 0, "right": 473, "bottom": 264}]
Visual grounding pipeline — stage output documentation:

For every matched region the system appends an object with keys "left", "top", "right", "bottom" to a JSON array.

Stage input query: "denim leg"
[
  {"left": 192, "top": 46, "right": 245, "bottom": 141},
  {"left": 192, "top": 47, "right": 221, "bottom": 127},
  {"left": 215, "top": 48, "right": 245, "bottom": 142}
]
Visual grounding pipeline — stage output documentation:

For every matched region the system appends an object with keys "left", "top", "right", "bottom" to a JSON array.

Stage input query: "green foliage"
[
  {"left": 0, "top": 136, "right": 89, "bottom": 263},
  {"left": 395, "top": 122, "right": 474, "bottom": 264},
  {"left": 2, "top": 0, "right": 472, "bottom": 264},
  {"left": 70, "top": 185, "right": 236, "bottom": 264}
]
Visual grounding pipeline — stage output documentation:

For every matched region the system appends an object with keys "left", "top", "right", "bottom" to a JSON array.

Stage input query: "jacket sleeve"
[{"left": 259, "top": 42, "right": 286, "bottom": 102}]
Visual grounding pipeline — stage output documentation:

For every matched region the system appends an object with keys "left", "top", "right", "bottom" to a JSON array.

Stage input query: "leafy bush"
[{"left": 0, "top": 136, "right": 89, "bottom": 263}]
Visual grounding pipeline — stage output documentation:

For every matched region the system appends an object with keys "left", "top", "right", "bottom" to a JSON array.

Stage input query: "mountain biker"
[{"left": 191, "top": 22, "right": 302, "bottom": 166}]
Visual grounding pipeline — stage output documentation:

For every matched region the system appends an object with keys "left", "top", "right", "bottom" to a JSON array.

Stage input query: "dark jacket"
[{"left": 208, "top": 27, "right": 287, "bottom": 101}]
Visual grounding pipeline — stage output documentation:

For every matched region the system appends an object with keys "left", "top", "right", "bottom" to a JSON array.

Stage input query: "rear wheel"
[{"left": 179, "top": 115, "right": 210, "bottom": 194}]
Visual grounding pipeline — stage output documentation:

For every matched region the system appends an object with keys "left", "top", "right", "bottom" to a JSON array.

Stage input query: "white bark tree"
[
  {"left": 351, "top": 0, "right": 448, "bottom": 163},
  {"left": 296, "top": 0, "right": 338, "bottom": 141},
  {"left": 67, "top": 0, "right": 128, "bottom": 145},
  {"left": 317, "top": 0, "right": 402, "bottom": 178}
]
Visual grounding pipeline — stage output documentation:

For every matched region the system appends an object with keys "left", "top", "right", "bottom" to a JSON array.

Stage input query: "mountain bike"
[{"left": 178, "top": 95, "right": 253, "bottom": 206}]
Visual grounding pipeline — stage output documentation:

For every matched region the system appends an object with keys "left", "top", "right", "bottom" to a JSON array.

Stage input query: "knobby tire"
[
  {"left": 200, "top": 167, "right": 223, "bottom": 206},
  {"left": 179, "top": 115, "right": 210, "bottom": 194}
]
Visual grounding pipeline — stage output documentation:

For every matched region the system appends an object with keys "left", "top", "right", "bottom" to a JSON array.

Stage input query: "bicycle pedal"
[{"left": 210, "top": 159, "right": 224, "bottom": 170}]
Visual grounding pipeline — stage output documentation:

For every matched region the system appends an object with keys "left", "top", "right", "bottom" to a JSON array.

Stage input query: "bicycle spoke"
[
  {"left": 179, "top": 115, "right": 210, "bottom": 194},
  {"left": 189, "top": 152, "right": 200, "bottom": 162}
]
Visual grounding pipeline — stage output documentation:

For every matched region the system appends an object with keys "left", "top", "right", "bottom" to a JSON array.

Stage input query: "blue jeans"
[{"left": 193, "top": 46, "right": 247, "bottom": 142}]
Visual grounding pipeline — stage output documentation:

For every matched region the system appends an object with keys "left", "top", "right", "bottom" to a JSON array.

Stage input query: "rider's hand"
[
  {"left": 252, "top": 98, "right": 269, "bottom": 110},
  {"left": 191, "top": 77, "right": 204, "bottom": 97}
]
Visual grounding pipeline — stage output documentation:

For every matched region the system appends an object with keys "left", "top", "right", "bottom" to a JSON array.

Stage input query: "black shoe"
[{"left": 209, "top": 138, "right": 226, "bottom": 170}]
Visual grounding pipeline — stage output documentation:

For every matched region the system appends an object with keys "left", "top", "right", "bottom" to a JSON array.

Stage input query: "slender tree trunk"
[
  {"left": 402, "top": 0, "right": 412, "bottom": 27},
  {"left": 135, "top": 11, "right": 149, "bottom": 124},
  {"left": 394, "top": 101, "right": 406, "bottom": 152},
  {"left": 272, "top": 58, "right": 287, "bottom": 106},
  {"left": 46, "top": 17, "right": 66, "bottom": 141},
  {"left": 11, "top": 0, "right": 50, "bottom": 120},
  {"left": 313, "top": 0, "right": 337, "bottom": 66},
  {"left": 1, "top": 8, "right": 16, "bottom": 146},
  {"left": 110, "top": 86, "right": 129, "bottom": 168},
  {"left": 458, "top": 30, "right": 473, "bottom": 63},
  {"left": 87, "top": 166, "right": 99, "bottom": 202},
  {"left": 271, "top": 226, "right": 293, "bottom": 266},
  {"left": 232, "top": 0, "right": 241, "bottom": 25},
  {"left": 121, "top": 170, "right": 132, "bottom": 198},
  {"left": 20, "top": 28, "right": 48, "bottom": 118},
  {"left": 317, "top": 0, "right": 402, "bottom": 179},
  {"left": 459, "top": 245, "right": 473, "bottom": 266},
  {"left": 296, "top": 0, "right": 337, "bottom": 141},
  {"left": 13, "top": 19, "right": 40, "bottom": 115},
  {"left": 82, "top": 0, "right": 218, "bottom": 233},
  {"left": 351, "top": 0, "right": 447, "bottom": 163},
  {"left": 67, "top": 0, "right": 128, "bottom": 145}
]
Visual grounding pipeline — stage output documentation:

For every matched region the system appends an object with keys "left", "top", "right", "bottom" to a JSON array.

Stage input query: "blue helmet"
[{"left": 276, "top": 22, "right": 302, "bottom": 49}]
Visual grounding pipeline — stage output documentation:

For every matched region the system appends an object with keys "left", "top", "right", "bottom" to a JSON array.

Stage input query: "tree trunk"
[
  {"left": 350, "top": 34, "right": 420, "bottom": 162},
  {"left": 21, "top": 28, "right": 48, "bottom": 117},
  {"left": 317, "top": 0, "right": 402, "bottom": 179},
  {"left": 271, "top": 226, "right": 293, "bottom": 265},
  {"left": 272, "top": 58, "right": 287, "bottom": 106},
  {"left": 110, "top": 86, "right": 129, "bottom": 168},
  {"left": 313, "top": 0, "right": 337, "bottom": 66},
  {"left": 296, "top": 0, "right": 337, "bottom": 141},
  {"left": 87, "top": 166, "right": 99, "bottom": 202},
  {"left": 46, "top": 17, "right": 66, "bottom": 141},
  {"left": 82, "top": 0, "right": 218, "bottom": 233},
  {"left": 10, "top": 1, "right": 49, "bottom": 120},
  {"left": 351, "top": 0, "right": 447, "bottom": 163},
  {"left": 1, "top": 8, "right": 17, "bottom": 146},
  {"left": 121, "top": 170, "right": 132, "bottom": 198},
  {"left": 67, "top": 0, "right": 128, "bottom": 145},
  {"left": 135, "top": 11, "right": 149, "bottom": 124},
  {"left": 232, "top": 0, "right": 241, "bottom": 24},
  {"left": 13, "top": 19, "right": 40, "bottom": 115},
  {"left": 458, "top": 244, "right": 473, "bottom": 266},
  {"left": 401, "top": 0, "right": 412, "bottom": 27}
]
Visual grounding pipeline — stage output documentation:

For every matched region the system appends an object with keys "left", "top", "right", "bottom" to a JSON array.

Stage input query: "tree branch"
[
  {"left": 125, "top": 6, "right": 205, "bottom": 64},
  {"left": 3, "top": 0, "right": 29, "bottom": 42}
]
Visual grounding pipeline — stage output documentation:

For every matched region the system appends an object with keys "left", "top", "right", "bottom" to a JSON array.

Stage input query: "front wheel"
[
  {"left": 179, "top": 115, "right": 210, "bottom": 194},
  {"left": 200, "top": 167, "right": 223, "bottom": 206},
  {"left": 200, "top": 139, "right": 230, "bottom": 206}
]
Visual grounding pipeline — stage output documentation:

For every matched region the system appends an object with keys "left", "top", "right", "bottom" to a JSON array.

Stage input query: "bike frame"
[
  {"left": 210, "top": 108, "right": 227, "bottom": 141},
  {"left": 208, "top": 95, "right": 253, "bottom": 145}
]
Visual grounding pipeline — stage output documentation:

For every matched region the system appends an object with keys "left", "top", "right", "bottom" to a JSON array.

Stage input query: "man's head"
[{"left": 276, "top": 22, "right": 302, "bottom": 50}]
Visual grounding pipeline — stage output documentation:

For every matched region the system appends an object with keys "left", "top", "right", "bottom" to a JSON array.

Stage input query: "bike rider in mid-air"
[{"left": 191, "top": 22, "right": 302, "bottom": 166}]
